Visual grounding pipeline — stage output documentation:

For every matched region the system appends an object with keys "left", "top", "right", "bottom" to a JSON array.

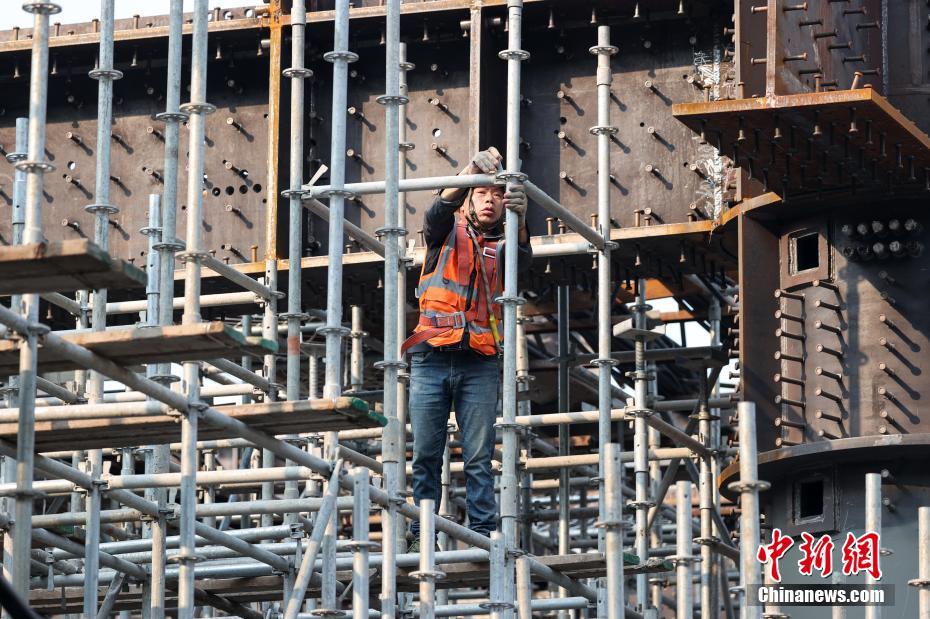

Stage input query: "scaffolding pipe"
[
  {"left": 675, "top": 481, "right": 693, "bottom": 619},
  {"left": 303, "top": 198, "right": 385, "bottom": 257},
  {"left": 415, "top": 499, "right": 440, "bottom": 619},
  {"left": 285, "top": 0, "right": 309, "bottom": 404},
  {"left": 914, "top": 507, "right": 930, "bottom": 618},
  {"left": 603, "top": 444, "right": 625, "bottom": 619},
  {"left": 10, "top": 0, "right": 59, "bottom": 599},
  {"left": 733, "top": 402, "right": 763, "bottom": 619},
  {"left": 865, "top": 473, "right": 881, "bottom": 619},
  {"left": 176, "top": 0, "right": 211, "bottom": 613},
  {"left": 351, "top": 467, "right": 371, "bottom": 619}
]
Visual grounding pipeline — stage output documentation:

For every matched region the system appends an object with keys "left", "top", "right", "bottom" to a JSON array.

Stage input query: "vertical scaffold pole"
[
  {"left": 11, "top": 0, "right": 60, "bottom": 600},
  {"left": 731, "top": 401, "right": 765, "bottom": 619},
  {"left": 284, "top": 0, "right": 310, "bottom": 403},
  {"left": 84, "top": 1, "right": 121, "bottom": 612},
  {"left": 675, "top": 481, "right": 694, "bottom": 619},
  {"left": 320, "top": 0, "right": 355, "bottom": 610},
  {"left": 498, "top": 0, "right": 528, "bottom": 611},
  {"left": 589, "top": 22, "right": 620, "bottom": 614},
  {"left": 603, "top": 443, "right": 625, "bottom": 619},
  {"left": 864, "top": 473, "right": 881, "bottom": 619},
  {"left": 351, "top": 467, "right": 371, "bottom": 619},
  {"left": 176, "top": 0, "right": 213, "bottom": 614},
  {"left": 911, "top": 507, "right": 930, "bottom": 618},
  {"left": 377, "top": 0, "right": 405, "bottom": 612}
]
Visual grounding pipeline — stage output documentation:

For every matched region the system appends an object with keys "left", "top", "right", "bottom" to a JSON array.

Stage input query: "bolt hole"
[
  {"left": 432, "top": 128, "right": 442, "bottom": 138},
  {"left": 67, "top": 161, "right": 76, "bottom": 170},
  {"left": 238, "top": 185, "right": 248, "bottom": 194},
  {"left": 212, "top": 187, "right": 221, "bottom": 196},
  {"left": 253, "top": 183, "right": 262, "bottom": 193},
  {"left": 225, "top": 185, "right": 235, "bottom": 196},
  {"left": 639, "top": 122, "right": 645, "bottom": 127},
  {"left": 559, "top": 116, "right": 567, "bottom": 125}
]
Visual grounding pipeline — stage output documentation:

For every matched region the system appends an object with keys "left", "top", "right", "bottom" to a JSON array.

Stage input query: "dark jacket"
[{"left": 410, "top": 192, "right": 533, "bottom": 352}]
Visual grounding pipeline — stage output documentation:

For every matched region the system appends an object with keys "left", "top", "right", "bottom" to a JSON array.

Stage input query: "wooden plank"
[
  {"left": 0, "top": 322, "right": 276, "bottom": 376},
  {"left": 0, "top": 239, "right": 146, "bottom": 295},
  {"left": 0, "top": 397, "right": 385, "bottom": 452}
]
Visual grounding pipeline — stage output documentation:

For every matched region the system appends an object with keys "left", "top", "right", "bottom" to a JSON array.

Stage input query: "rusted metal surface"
[{"left": 674, "top": 88, "right": 930, "bottom": 200}]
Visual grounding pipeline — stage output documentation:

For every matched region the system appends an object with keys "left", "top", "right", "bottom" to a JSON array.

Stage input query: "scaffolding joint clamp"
[
  {"left": 88, "top": 68, "right": 124, "bottom": 81},
  {"left": 323, "top": 50, "right": 359, "bottom": 63},
  {"left": 409, "top": 569, "right": 447, "bottom": 582},
  {"left": 84, "top": 202, "right": 120, "bottom": 215},
  {"left": 497, "top": 49, "right": 531, "bottom": 62},
  {"left": 14, "top": 160, "right": 55, "bottom": 173},
  {"left": 154, "top": 111, "right": 189, "bottom": 123},
  {"left": 589, "top": 125, "right": 619, "bottom": 136},
  {"left": 282, "top": 67, "right": 314, "bottom": 79},
  {"left": 727, "top": 479, "right": 772, "bottom": 493},
  {"left": 590, "top": 357, "right": 619, "bottom": 367},
  {"left": 908, "top": 578, "right": 930, "bottom": 588},
  {"left": 179, "top": 101, "right": 217, "bottom": 115},
  {"left": 376, "top": 94, "right": 409, "bottom": 106},
  {"left": 494, "top": 295, "right": 527, "bottom": 306}
]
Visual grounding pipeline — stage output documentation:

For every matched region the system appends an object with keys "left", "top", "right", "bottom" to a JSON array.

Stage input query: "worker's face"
[{"left": 470, "top": 186, "right": 505, "bottom": 227}]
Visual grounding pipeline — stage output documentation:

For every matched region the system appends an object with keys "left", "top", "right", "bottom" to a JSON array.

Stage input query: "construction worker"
[{"left": 402, "top": 146, "right": 532, "bottom": 549}]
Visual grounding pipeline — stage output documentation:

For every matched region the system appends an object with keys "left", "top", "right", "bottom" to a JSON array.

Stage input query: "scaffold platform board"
[
  {"left": 0, "top": 239, "right": 146, "bottom": 295},
  {"left": 0, "top": 397, "right": 385, "bottom": 451},
  {"left": 0, "top": 321, "right": 276, "bottom": 376}
]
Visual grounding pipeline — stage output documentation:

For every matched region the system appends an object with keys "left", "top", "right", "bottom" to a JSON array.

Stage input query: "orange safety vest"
[{"left": 401, "top": 217, "right": 503, "bottom": 356}]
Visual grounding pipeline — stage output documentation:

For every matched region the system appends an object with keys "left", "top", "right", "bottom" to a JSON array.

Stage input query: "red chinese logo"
[
  {"left": 841, "top": 532, "right": 882, "bottom": 580},
  {"left": 757, "top": 528, "right": 794, "bottom": 582},
  {"left": 797, "top": 532, "right": 834, "bottom": 577}
]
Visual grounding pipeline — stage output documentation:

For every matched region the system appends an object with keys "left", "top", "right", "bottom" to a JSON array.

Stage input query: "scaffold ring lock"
[
  {"left": 179, "top": 102, "right": 217, "bottom": 115},
  {"left": 589, "top": 125, "right": 619, "bottom": 135},
  {"left": 343, "top": 540, "right": 381, "bottom": 551},
  {"left": 84, "top": 203, "right": 120, "bottom": 215},
  {"left": 590, "top": 357, "right": 620, "bottom": 367},
  {"left": 323, "top": 50, "right": 359, "bottom": 63},
  {"left": 627, "top": 500, "right": 657, "bottom": 510},
  {"left": 316, "top": 325, "right": 351, "bottom": 338},
  {"left": 410, "top": 569, "right": 448, "bottom": 582},
  {"left": 282, "top": 67, "right": 314, "bottom": 79},
  {"left": 495, "top": 171, "right": 528, "bottom": 183},
  {"left": 176, "top": 250, "right": 210, "bottom": 264},
  {"left": 593, "top": 519, "right": 624, "bottom": 529},
  {"left": 278, "top": 312, "right": 310, "bottom": 321},
  {"left": 88, "top": 68, "right": 123, "bottom": 81},
  {"left": 23, "top": 2, "right": 62, "bottom": 15},
  {"left": 5, "top": 152, "right": 26, "bottom": 164},
  {"left": 494, "top": 295, "right": 527, "bottom": 306},
  {"left": 15, "top": 160, "right": 54, "bottom": 173},
  {"left": 374, "top": 226, "right": 408, "bottom": 237},
  {"left": 139, "top": 225, "right": 162, "bottom": 237},
  {"left": 280, "top": 188, "right": 308, "bottom": 199},
  {"left": 497, "top": 49, "right": 530, "bottom": 61},
  {"left": 908, "top": 578, "right": 930, "bottom": 588},
  {"left": 169, "top": 552, "right": 206, "bottom": 564},
  {"left": 152, "top": 240, "right": 186, "bottom": 253},
  {"left": 725, "top": 480, "right": 771, "bottom": 493},
  {"left": 376, "top": 94, "right": 409, "bottom": 105},
  {"left": 400, "top": 61, "right": 415, "bottom": 71},
  {"left": 588, "top": 45, "right": 619, "bottom": 56},
  {"left": 373, "top": 360, "right": 408, "bottom": 371},
  {"left": 154, "top": 111, "right": 190, "bottom": 123},
  {"left": 626, "top": 408, "right": 655, "bottom": 418},
  {"left": 399, "top": 142, "right": 416, "bottom": 151}
]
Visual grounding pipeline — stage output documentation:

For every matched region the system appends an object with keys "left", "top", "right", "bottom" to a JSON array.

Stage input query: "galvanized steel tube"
[
  {"left": 176, "top": 0, "right": 212, "bottom": 614},
  {"left": 604, "top": 444, "right": 625, "bottom": 619},
  {"left": 285, "top": 0, "right": 309, "bottom": 402},
  {"left": 499, "top": 0, "right": 527, "bottom": 612},
  {"left": 735, "top": 402, "right": 763, "bottom": 619},
  {"left": 11, "top": 0, "right": 59, "bottom": 598},
  {"left": 676, "top": 481, "right": 693, "bottom": 619},
  {"left": 865, "top": 473, "right": 881, "bottom": 619}
]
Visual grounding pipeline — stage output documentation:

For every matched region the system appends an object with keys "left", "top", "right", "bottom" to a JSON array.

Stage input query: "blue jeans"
[{"left": 408, "top": 348, "right": 500, "bottom": 539}]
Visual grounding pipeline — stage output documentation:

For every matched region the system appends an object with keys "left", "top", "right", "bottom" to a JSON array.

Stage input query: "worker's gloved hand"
[
  {"left": 503, "top": 184, "right": 527, "bottom": 226},
  {"left": 467, "top": 146, "right": 502, "bottom": 175}
]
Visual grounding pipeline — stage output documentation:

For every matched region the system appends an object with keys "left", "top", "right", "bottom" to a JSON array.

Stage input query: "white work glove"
[
  {"left": 503, "top": 184, "right": 527, "bottom": 227},
  {"left": 467, "top": 146, "right": 502, "bottom": 174}
]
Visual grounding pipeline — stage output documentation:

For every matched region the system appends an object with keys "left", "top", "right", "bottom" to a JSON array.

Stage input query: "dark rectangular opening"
[
  {"left": 797, "top": 478, "right": 824, "bottom": 521},
  {"left": 792, "top": 231, "right": 820, "bottom": 273}
]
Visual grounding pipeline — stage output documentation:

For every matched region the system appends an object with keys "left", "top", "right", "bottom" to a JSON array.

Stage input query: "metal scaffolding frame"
[{"left": 1, "top": 1, "right": 921, "bottom": 618}]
